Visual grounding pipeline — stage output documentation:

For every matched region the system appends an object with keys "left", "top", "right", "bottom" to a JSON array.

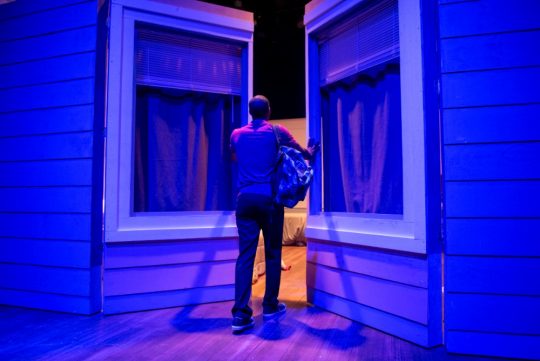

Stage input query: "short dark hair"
[{"left": 249, "top": 95, "right": 270, "bottom": 119}]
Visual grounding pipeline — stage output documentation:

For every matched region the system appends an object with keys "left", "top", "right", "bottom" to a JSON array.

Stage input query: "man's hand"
[
  {"left": 307, "top": 138, "right": 321, "bottom": 158},
  {"left": 307, "top": 138, "right": 321, "bottom": 159}
]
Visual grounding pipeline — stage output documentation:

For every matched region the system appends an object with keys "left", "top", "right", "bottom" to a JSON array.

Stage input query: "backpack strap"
[
  {"left": 271, "top": 124, "right": 281, "bottom": 149},
  {"left": 270, "top": 125, "right": 282, "bottom": 200}
]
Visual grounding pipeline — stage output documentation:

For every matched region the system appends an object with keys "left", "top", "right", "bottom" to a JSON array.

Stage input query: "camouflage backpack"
[{"left": 271, "top": 125, "right": 314, "bottom": 208}]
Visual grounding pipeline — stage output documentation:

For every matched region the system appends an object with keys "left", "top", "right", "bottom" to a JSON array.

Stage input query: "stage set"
[{"left": 0, "top": 0, "right": 539, "bottom": 360}]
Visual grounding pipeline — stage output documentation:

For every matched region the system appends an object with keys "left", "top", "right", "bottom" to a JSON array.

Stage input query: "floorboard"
[{"left": 0, "top": 246, "right": 509, "bottom": 361}]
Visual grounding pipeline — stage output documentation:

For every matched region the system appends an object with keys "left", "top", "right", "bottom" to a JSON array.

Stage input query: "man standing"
[{"left": 229, "top": 95, "right": 318, "bottom": 333}]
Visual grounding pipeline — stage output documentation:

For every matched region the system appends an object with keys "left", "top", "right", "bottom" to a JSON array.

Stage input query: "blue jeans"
[{"left": 232, "top": 193, "right": 284, "bottom": 318}]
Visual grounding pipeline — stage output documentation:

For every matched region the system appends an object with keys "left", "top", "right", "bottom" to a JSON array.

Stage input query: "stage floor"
[{"left": 0, "top": 247, "right": 504, "bottom": 361}]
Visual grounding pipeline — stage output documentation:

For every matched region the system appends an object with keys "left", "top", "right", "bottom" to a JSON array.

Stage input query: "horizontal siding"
[
  {"left": 104, "top": 285, "right": 235, "bottom": 315},
  {"left": 0, "top": 288, "right": 96, "bottom": 315},
  {"left": 446, "top": 256, "right": 540, "bottom": 295},
  {"left": 0, "top": 238, "right": 91, "bottom": 268},
  {"left": 0, "top": 0, "right": 89, "bottom": 21},
  {"left": 0, "top": 78, "right": 95, "bottom": 114},
  {"left": 305, "top": 239, "right": 440, "bottom": 347},
  {"left": 0, "top": 105, "right": 94, "bottom": 137},
  {"left": 306, "top": 240, "right": 428, "bottom": 288},
  {"left": 446, "top": 181, "right": 540, "bottom": 218},
  {"left": 0, "top": 132, "right": 93, "bottom": 161},
  {"left": 0, "top": 26, "right": 96, "bottom": 66},
  {"left": 0, "top": 213, "right": 91, "bottom": 240},
  {"left": 439, "top": 0, "right": 475, "bottom": 4},
  {"left": 0, "top": 187, "right": 92, "bottom": 213},
  {"left": 445, "top": 181, "right": 540, "bottom": 218},
  {"left": 0, "top": 53, "right": 96, "bottom": 90},
  {"left": 440, "top": 0, "right": 540, "bottom": 359},
  {"left": 0, "top": 0, "right": 99, "bottom": 314},
  {"left": 443, "top": 104, "right": 540, "bottom": 144},
  {"left": 441, "top": 67, "right": 540, "bottom": 108},
  {"left": 446, "top": 331, "right": 540, "bottom": 360},
  {"left": 102, "top": 238, "right": 238, "bottom": 313},
  {"left": 0, "top": 159, "right": 93, "bottom": 187},
  {"left": 104, "top": 238, "right": 238, "bottom": 269},
  {"left": 105, "top": 261, "right": 235, "bottom": 297},
  {"left": 444, "top": 143, "right": 540, "bottom": 180},
  {"left": 0, "top": 263, "right": 92, "bottom": 296},
  {"left": 0, "top": 1, "right": 97, "bottom": 42},
  {"left": 446, "top": 293, "right": 540, "bottom": 334},
  {"left": 441, "top": 30, "right": 540, "bottom": 73},
  {"left": 439, "top": 0, "right": 540, "bottom": 38},
  {"left": 308, "top": 288, "right": 429, "bottom": 346},
  {"left": 446, "top": 219, "right": 540, "bottom": 256},
  {"left": 307, "top": 262, "right": 428, "bottom": 324}
]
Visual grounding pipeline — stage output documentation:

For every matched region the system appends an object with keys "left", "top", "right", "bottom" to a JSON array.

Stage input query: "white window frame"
[
  {"left": 304, "top": 0, "right": 427, "bottom": 253},
  {"left": 104, "top": 0, "right": 253, "bottom": 242}
]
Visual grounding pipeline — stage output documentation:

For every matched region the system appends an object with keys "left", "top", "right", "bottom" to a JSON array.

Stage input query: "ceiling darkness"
[{"left": 201, "top": 0, "right": 310, "bottom": 119}]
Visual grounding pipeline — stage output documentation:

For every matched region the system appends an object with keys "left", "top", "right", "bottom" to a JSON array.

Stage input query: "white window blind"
[
  {"left": 135, "top": 25, "right": 243, "bottom": 95},
  {"left": 318, "top": 0, "right": 399, "bottom": 86}
]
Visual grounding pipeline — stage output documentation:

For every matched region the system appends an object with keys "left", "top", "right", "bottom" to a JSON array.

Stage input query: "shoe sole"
[
  {"left": 262, "top": 309, "right": 286, "bottom": 321},
  {"left": 232, "top": 322, "right": 254, "bottom": 332}
]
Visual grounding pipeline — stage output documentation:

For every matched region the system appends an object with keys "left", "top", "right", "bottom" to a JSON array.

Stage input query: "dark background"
[{"left": 201, "top": 0, "right": 310, "bottom": 119}]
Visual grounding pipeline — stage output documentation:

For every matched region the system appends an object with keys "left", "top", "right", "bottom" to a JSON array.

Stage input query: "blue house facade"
[
  {"left": 0, "top": 0, "right": 106, "bottom": 315},
  {"left": 1, "top": 0, "right": 539, "bottom": 359},
  {"left": 438, "top": 1, "right": 540, "bottom": 358},
  {"left": 302, "top": 1, "right": 540, "bottom": 360}
]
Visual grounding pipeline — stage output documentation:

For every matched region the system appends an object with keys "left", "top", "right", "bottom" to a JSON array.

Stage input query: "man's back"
[
  {"left": 231, "top": 120, "right": 306, "bottom": 197},
  {"left": 231, "top": 120, "right": 277, "bottom": 196}
]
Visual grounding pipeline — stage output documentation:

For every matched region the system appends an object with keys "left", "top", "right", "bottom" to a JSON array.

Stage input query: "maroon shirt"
[{"left": 230, "top": 119, "right": 309, "bottom": 197}]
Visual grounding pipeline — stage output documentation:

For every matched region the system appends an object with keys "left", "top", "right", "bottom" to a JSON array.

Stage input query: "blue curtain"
[
  {"left": 322, "top": 64, "right": 403, "bottom": 214},
  {"left": 134, "top": 87, "right": 239, "bottom": 212}
]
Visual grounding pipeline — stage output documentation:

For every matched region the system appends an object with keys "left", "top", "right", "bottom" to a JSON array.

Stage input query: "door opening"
[{"left": 252, "top": 117, "right": 309, "bottom": 303}]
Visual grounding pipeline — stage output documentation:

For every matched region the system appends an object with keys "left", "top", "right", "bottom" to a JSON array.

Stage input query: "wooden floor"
[{"left": 0, "top": 246, "right": 505, "bottom": 361}]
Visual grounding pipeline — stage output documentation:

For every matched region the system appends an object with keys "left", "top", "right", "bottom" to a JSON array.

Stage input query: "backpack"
[{"left": 271, "top": 125, "right": 314, "bottom": 208}]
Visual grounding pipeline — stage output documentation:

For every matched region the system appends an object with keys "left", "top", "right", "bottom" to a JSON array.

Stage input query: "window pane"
[
  {"left": 318, "top": 0, "right": 399, "bottom": 85},
  {"left": 134, "top": 87, "right": 240, "bottom": 212},
  {"left": 322, "top": 63, "right": 403, "bottom": 214},
  {"left": 135, "top": 24, "right": 243, "bottom": 95}
]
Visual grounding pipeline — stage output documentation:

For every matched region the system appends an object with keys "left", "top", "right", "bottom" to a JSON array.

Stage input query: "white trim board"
[
  {"left": 304, "top": 0, "right": 427, "bottom": 254},
  {"left": 104, "top": 0, "right": 253, "bottom": 243}
]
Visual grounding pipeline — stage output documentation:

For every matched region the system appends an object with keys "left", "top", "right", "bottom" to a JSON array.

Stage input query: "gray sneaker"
[
  {"left": 262, "top": 303, "right": 286, "bottom": 321},
  {"left": 232, "top": 316, "right": 254, "bottom": 333}
]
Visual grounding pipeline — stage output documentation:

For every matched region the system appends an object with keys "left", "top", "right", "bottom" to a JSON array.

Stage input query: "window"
[
  {"left": 133, "top": 25, "right": 242, "bottom": 213},
  {"left": 319, "top": 0, "right": 403, "bottom": 215},
  {"left": 305, "top": 0, "right": 427, "bottom": 253},
  {"left": 104, "top": 0, "right": 253, "bottom": 242},
  {"left": 133, "top": 86, "right": 240, "bottom": 212}
]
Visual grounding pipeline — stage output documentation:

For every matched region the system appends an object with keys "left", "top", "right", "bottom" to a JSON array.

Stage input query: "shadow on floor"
[
  {"left": 292, "top": 305, "right": 366, "bottom": 350},
  {"left": 170, "top": 300, "right": 365, "bottom": 349},
  {"left": 170, "top": 305, "right": 231, "bottom": 333}
]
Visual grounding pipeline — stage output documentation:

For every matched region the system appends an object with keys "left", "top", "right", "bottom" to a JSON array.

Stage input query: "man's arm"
[
  {"left": 230, "top": 131, "right": 238, "bottom": 162},
  {"left": 276, "top": 125, "right": 320, "bottom": 160}
]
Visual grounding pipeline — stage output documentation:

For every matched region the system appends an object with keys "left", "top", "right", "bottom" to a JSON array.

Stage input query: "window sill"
[{"left": 306, "top": 213, "right": 425, "bottom": 254}]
